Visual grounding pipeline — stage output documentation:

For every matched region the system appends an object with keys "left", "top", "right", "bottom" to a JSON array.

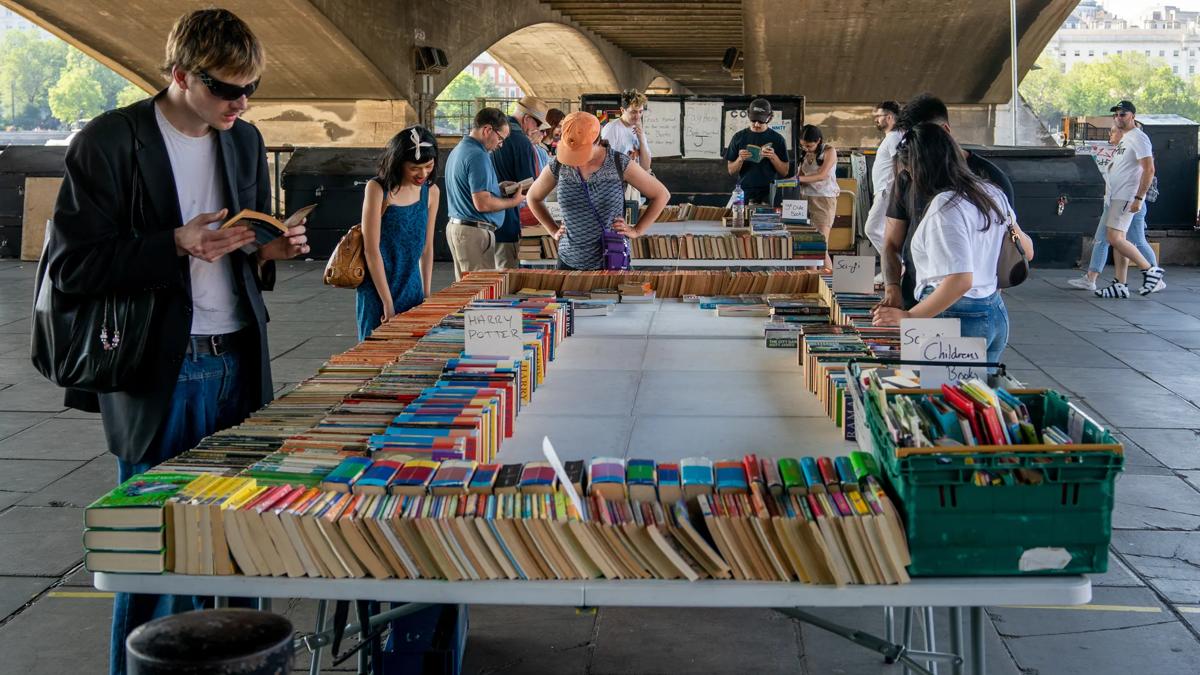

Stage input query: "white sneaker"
[
  {"left": 1153, "top": 279, "right": 1166, "bottom": 292},
  {"left": 1067, "top": 276, "right": 1097, "bottom": 291}
]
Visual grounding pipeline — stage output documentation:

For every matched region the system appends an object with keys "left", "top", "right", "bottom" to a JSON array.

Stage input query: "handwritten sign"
[
  {"left": 832, "top": 255, "right": 875, "bottom": 294},
  {"left": 919, "top": 336, "right": 988, "bottom": 389},
  {"left": 781, "top": 199, "right": 808, "bottom": 221},
  {"left": 644, "top": 101, "right": 681, "bottom": 158},
  {"left": 900, "top": 318, "right": 961, "bottom": 363},
  {"left": 683, "top": 101, "right": 723, "bottom": 159},
  {"left": 464, "top": 308, "right": 526, "bottom": 357},
  {"left": 723, "top": 109, "right": 794, "bottom": 151}
]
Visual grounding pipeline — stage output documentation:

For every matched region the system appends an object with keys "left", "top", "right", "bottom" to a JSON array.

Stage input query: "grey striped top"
[{"left": 550, "top": 148, "right": 630, "bottom": 270}]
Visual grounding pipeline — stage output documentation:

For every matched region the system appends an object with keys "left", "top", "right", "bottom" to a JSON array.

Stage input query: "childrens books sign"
[
  {"left": 831, "top": 255, "right": 875, "bottom": 294},
  {"left": 919, "top": 336, "right": 988, "bottom": 389},
  {"left": 464, "top": 308, "right": 526, "bottom": 358}
]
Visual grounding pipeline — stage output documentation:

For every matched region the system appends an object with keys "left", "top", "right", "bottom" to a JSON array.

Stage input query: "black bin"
[
  {"left": 971, "top": 145, "right": 1106, "bottom": 268},
  {"left": 1138, "top": 115, "right": 1199, "bottom": 229},
  {"left": 282, "top": 146, "right": 453, "bottom": 261},
  {"left": 126, "top": 608, "right": 292, "bottom": 675},
  {"left": 0, "top": 145, "right": 67, "bottom": 258}
]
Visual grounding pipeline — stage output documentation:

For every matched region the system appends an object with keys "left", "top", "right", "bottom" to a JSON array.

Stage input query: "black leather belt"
[
  {"left": 448, "top": 218, "right": 497, "bottom": 232},
  {"left": 186, "top": 332, "right": 239, "bottom": 357}
]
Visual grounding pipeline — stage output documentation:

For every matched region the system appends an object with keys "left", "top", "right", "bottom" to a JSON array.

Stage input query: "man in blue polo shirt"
[
  {"left": 444, "top": 107, "right": 526, "bottom": 280},
  {"left": 490, "top": 95, "right": 551, "bottom": 269}
]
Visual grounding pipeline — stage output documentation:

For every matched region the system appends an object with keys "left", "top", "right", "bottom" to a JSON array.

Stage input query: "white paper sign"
[
  {"left": 723, "top": 109, "right": 793, "bottom": 151},
  {"left": 643, "top": 101, "right": 681, "bottom": 158},
  {"left": 831, "top": 255, "right": 876, "bottom": 293},
  {"left": 900, "top": 318, "right": 961, "bottom": 363},
  {"left": 542, "top": 437, "right": 585, "bottom": 519},
  {"left": 464, "top": 308, "right": 525, "bottom": 357},
  {"left": 781, "top": 199, "right": 808, "bottom": 221},
  {"left": 683, "top": 101, "right": 723, "bottom": 159},
  {"left": 919, "top": 336, "right": 988, "bottom": 389}
]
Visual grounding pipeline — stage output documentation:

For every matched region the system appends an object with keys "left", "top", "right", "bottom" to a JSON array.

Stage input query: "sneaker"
[
  {"left": 1095, "top": 280, "right": 1130, "bottom": 299},
  {"left": 1139, "top": 266, "right": 1165, "bottom": 296},
  {"left": 1067, "top": 275, "right": 1097, "bottom": 291},
  {"left": 1154, "top": 279, "right": 1167, "bottom": 293}
]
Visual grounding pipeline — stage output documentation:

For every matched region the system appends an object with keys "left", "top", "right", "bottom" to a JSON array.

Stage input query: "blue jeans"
[
  {"left": 110, "top": 344, "right": 248, "bottom": 675},
  {"left": 1088, "top": 203, "right": 1156, "bottom": 274},
  {"left": 933, "top": 291, "right": 1010, "bottom": 366}
]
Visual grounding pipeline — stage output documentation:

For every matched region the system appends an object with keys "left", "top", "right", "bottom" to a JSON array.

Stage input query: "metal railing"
[{"left": 432, "top": 98, "right": 578, "bottom": 137}]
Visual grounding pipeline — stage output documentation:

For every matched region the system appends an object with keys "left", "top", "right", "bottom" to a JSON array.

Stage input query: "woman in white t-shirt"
[
  {"left": 872, "top": 123, "right": 1033, "bottom": 364},
  {"left": 795, "top": 124, "right": 840, "bottom": 268}
]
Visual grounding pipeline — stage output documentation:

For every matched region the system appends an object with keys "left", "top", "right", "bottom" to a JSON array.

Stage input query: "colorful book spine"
[
  {"left": 468, "top": 464, "right": 500, "bottom": 494},
  {"left": 714, "top": 460, "right": 749, "bottom": 494},
  {"left": 626, "top": 459, "right": 657, "bottom": 502},
  {"left": 518, "top": 462, "right": 558, "bottom": 494},
  {"left": 778, "top": 458, "right": 806, "bottom": 495},
  {"left": 429, "top": 460, "right": 478, "bottom": 496},
  {"left": 321, "top": 457, "right": 373, "bottom": 493},
  {"left": 655, "top": 463, "right": 681, "bottom": 503},
  {"left": 353, "top": 459, "right": 405, "bottom": 495},
  {"left": 680, "top": 457, "right": 715, "bottom": 498},
  {"left": 800, "top": 457, "right": 824, "bottom": 493},
  {"left": 588, "top": 457, "right": 626, "bottom": 500}
]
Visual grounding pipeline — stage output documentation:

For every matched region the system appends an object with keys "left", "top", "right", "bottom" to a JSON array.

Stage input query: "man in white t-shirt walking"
[
  {"left": 1079, "top": 100, "right": 1164, "bottom": 298},
  {"left": 864, "top": 100, "right": 903, "bottom": 257}
]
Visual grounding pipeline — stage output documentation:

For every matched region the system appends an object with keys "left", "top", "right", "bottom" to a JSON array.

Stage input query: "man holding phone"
[{"left": 725, "top": 98, "right": 791, "bottom": 205}]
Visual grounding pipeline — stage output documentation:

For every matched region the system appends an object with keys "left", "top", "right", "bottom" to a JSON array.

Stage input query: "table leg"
[
  {"left": 949, "top": 607, "right": 964, "bottom": 675},
  {"left": 214, "top": 596, "right": 229, "bottom": 609},
  {"left": 884, "top": 607, "right": 896, "bottom": 663},
  {"left": 309, "top": 599, "right": 328, "bottom": 675},
  {"left": 923, "top": 607, "right": 939, "bottom": 675},
  {"left": 970, "top": 607, "right": 985, "bottom": 675},
  {"left": 902, "top": 608, "right": 914, "bottom": 675}
]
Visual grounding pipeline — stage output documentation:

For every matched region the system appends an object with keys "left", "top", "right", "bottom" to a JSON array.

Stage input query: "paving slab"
[
  {"left": 590, "top": 607, "right": 799, "bottom": 675},
  {"left": 1120, "top": 429, "right": 1200, "bottom": 470},
  {"left": 1158, "top": 331, "right": 1200, "bottom": 349},
  {"left": 278, "top": 335, "right": 361, "bottom": 360},
  {"left": 1090, "top": 553, "right": 1144, "bottom": 587},
  {"left": 19, "top": 455, "right": 116, "bottom": 508},
  {"left": 0, "top": 412, "right": 52, "bottom": 442},
  {"left": 1077, "top": 393, "right": 1200, "bottom": 429},
  {"left": 642, "top": 337, "right": 792, "bottom": 372},
  {"left": 0, "top": 381, "right": 67, "bottom": 413},
  {"left": 990, "top": 586, "right": 1171, "bottom": 636},
  {"left": 1113, "top": 474, "right": 1200, "bottom": 530},
  {"left": 635, "top": 370, "right": 816, "bottom": 417},
  {"left": 1040, "top": 365, "right": 1169, "bottom": 397},
  {"left": 0, "top": 357, "right": 43, "bottom": 385},
  {"left": 1079, "top": 331, "right": 1185, "bottom": 352},
  {"left": 61, "top": 565, "right": 92, "bottom": 587},
  {"left": 0, "top": 591, "right": 111, "bottom": 675},
  {"left": 0, "top": 506, "right": 85, "bottom": 576},
  {"left": 628, "top": 415, "right": 853, "bottom": 459},
  {"left": 0, "top": 459, "right": 84, "bottom": 493},
  {"left": 462, "top": 605, "right": 595, "bottom": 675},
  {"left": 0, "top": 418, "right": 108, "bottom": 461},
  {"left": 268, "top": 357, "right": 331, "bottom": 385},
  {"left": 1002, "top": 617, "right": 1200, "bottom": 675},
  {"left": 1143, "top": 371, "right": 1200, "bottom": 406},
  {"left": 1111, "top": 530, "right": 1200, "bottom": 604},
  {"left": 570, "top": 312, "right": 654, "bottom": 337},
  {"left": 1109, "top": 432, "right": 1165, "bottom": 470},
  {"left": 520, "top": 370, "right": 641, "bottom": 416},
  {"left": 0, "top": 490, "right": 21, "bottom": 512},
  {"left": 0, "top": 576, "right": 54, "bottom": 620},
  {"left": 1106, "top": 347, "right": 1200, "bottom": 376},
  {"left": 1005, "top": 341, "right": 1127, "bottom": 368}
]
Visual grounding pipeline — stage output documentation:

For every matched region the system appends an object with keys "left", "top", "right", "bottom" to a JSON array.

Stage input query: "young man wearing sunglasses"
[{"left": 44, "top": 9, "right": 307, "bottom": 674}]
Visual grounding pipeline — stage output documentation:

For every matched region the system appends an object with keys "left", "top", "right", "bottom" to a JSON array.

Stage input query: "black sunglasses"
[{"left": 196, "top": 70, "right": 260, "bottom": 101}]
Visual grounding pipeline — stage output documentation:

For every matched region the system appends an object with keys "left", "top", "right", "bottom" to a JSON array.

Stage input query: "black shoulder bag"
[{"left": 31, "top": 113, "right": 157, "bottom": 392}]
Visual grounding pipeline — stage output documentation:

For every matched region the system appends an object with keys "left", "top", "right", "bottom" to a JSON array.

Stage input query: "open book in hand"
[
  {"left": 746, "top": 143, "right": 772, "bottom": 163},
  {"left": 500, "top": 178, "right": 534, "bottom": 197},
  {"left": 220, "top": 203, "right": 317, "bottom": 250}
]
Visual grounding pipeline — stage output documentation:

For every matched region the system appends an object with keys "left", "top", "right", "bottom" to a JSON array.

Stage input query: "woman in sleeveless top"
[
  {"left": 525, "top": 111, "right": 669, "bottom": 270},
  {"left": 796, "top": 124, "right": 840, "bottom": 267},
  {"left": 356, "top": 126, "right": 439, "bottom": 340}
]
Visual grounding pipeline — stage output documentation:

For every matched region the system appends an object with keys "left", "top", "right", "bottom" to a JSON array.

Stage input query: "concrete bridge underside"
[{"left": 0, "top": 0, "right": 1077, "bottom": 146}]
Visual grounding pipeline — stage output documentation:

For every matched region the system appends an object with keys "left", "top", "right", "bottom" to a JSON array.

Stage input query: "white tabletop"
[
  {"left": 97, "top": 298, "right": 1091, "bottom": 608},
  {"left": 94, "top": 574, "right": 1091, "bottom": 608}
]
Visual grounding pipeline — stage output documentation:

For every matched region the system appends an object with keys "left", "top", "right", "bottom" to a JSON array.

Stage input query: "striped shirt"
[{"left": 550, "top": 149, "right": 630, "bottom": 270}]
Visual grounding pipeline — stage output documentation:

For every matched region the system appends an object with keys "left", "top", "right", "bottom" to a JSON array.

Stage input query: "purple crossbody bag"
[{"left": 579, "top": 154, "right": 631, "bottom": 271}]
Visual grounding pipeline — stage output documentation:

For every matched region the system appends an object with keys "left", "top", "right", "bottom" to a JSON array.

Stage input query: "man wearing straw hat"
[{"left": 491, "top": 95, "right": 552, "bottom": 268}]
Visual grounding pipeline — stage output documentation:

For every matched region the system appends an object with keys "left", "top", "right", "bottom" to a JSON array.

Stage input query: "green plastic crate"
[{"left": 863, "top": 388, "right": 1123, "bottom": 577}]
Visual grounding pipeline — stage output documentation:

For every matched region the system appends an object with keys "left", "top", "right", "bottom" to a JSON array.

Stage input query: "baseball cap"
[
  {"left": 1110, "top": 100, "right": 1137, "bottom": 114},
  {"left": 748, "top": 98, "right": 772, "bottom": 122},
  {"left": 556, "top": 111, "right": 601, "bottom": 167},
  {"left": 514, "top": 95, "right": 552, "bottom": 130}
]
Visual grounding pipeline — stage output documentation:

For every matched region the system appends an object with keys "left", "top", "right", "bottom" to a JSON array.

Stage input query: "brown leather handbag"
[
  {"left": 996, "top": 209, "right": 1030, "bottom": 289},
  {"left": 323, "top": 223, "right": 366, "bottom": 288}
]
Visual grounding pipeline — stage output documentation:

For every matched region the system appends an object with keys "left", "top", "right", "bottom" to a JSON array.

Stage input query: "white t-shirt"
[
  {"left": 600, "top": 119, "right": 648, "bottom": 161},
  {"left": 154, "top": 103, "right": 246, "bottom": 335},
  {"left": 911, "top": 184, "right": 1010, "bottom": 299},
  {"left": 1106, "top": 127, "right": 1153, "bottom": 203},
  {"left": 871, "top": 130, "right": 903, "bottom": 196}
]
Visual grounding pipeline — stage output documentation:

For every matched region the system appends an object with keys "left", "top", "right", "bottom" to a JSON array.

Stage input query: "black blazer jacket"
[{"left": 45, "top": 93, "right": 276, "bottom": 464}]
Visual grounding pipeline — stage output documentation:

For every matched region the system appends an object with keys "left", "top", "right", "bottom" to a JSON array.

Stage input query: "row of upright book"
[
  {"left": 501, "top": 269, "right": 822, "bottom": 299},
  {"left": 86, "top": 453, "right": 910, "bottom": 585}
]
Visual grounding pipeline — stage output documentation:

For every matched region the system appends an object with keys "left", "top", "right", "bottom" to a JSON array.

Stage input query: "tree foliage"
[
  {"left": 437, "top": 71, "right": 501, "bottom": 102},
  {"left": 0, "top": 27, "right": 145, "bottom": 128},
  {"left": 1022, "top": 53, "right": 1200, "bottom": 129}
]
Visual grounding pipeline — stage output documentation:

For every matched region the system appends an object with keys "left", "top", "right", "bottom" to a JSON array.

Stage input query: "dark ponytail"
[{"left": 903, "top": 122, "right": 1004, "bottom": 229}]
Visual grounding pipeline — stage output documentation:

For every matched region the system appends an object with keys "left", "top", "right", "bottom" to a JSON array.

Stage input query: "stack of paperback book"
[
  {"left": 93, "top": 453, "right": 910, "bottom": 585},
  {"left": 84, "top": 473, "right": 199, "bottom": 574}
]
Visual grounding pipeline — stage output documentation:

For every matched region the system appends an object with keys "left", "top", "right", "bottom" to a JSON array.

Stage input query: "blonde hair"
[{"left": 163, "top": 9, "right": 264, "bottom": 79}]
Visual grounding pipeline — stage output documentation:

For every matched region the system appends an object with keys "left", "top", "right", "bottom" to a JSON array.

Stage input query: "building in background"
[
  {"left": 0, "top": 8, "right": 33, "bottom": 33},
  {"left": 1049, "top": 3, "right": 1200, "bottom": 75},
  {"left": 466, "top": 52, "right": 522, "bottom": 99}
]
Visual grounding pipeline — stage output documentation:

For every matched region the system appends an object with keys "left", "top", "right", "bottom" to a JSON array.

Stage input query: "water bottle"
[{"left": 731, "top": 183, "right": 745, "bottom": 226}]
